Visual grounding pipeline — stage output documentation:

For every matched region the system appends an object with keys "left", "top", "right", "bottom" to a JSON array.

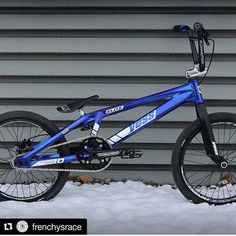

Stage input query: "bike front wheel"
[{"left": 172, "top": 112, "right": 236, "bottom": 204}]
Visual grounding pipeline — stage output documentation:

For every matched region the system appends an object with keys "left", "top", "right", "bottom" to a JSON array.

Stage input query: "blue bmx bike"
[{"left": 0, "top": 22, "right": 235, "bottom": 204}]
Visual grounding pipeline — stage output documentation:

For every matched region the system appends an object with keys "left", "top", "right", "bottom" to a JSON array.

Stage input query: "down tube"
[{"left": 107, "top": 91, "right": 193, "bottom": 146}]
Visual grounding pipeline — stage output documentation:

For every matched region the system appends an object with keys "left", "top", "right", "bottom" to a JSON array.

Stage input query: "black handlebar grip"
[
  {"left": 173, "top": 25, "right": 182, "bottom": 31},
  {"left": 173, "top": 24, "right": 190, "bottom": 32}
]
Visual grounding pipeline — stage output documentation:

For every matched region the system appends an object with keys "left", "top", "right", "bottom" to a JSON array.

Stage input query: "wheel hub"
[
  {"left": 15, "top": 139, "right": 32, "bottom": 154},
  {"left": 220, "top": 161, "right": 228, "bottom": 169}
]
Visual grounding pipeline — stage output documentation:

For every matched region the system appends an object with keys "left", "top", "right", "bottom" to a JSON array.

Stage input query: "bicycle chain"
[
  {"left": 14, "top": 135, "right": 91, "bottom": 158},
  {"left": 14, "top": 135, "right": 112, "bottom": 172}
]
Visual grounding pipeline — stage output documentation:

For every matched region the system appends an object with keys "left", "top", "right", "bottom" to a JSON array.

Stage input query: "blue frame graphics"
[{"left": 16, "top": 79, "right": 203, "bottom": 168}]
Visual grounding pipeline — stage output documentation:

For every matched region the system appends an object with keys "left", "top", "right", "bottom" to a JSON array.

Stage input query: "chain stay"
[{"left": 16, "top": 160, "right": 111, "bottom": 173}]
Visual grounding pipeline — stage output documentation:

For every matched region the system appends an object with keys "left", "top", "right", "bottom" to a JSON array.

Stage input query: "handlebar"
[
  {"left": 173, "top": 22, "right": 206, "bottom": 34},
  {"left": 173, "top": 22, "right": 210, "bottom": 73}
]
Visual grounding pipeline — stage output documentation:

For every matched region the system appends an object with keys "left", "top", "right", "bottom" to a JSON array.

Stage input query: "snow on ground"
[{"left": 0, "top": 180, "right": 236, "bottom": 234}]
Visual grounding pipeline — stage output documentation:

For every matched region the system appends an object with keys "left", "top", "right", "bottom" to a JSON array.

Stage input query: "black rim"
[
  {"left": 0, "top": 120, "right": 59, "bottom": 200},
  {"left": 181, "top": 121, "right": 236, "bottom": 204}
]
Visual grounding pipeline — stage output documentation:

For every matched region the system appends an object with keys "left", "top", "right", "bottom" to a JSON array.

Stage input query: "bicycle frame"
[{"left": 16, "top": 79, "right": 204, "bottom": 168}]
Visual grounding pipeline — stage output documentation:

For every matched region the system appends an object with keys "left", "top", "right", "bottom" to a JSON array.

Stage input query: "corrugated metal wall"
[{"left": 0, "top": 0, "right": 236, "bottom": 183}]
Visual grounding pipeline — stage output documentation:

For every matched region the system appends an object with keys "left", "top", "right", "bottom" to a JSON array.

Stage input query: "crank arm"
[{"left": 95, "top": 148, "right": 143, "bottom": 159}]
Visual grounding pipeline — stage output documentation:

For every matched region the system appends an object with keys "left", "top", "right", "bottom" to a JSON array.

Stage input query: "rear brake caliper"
[{"left": 16, "top": 139, "right": 32, "bottom": 154}]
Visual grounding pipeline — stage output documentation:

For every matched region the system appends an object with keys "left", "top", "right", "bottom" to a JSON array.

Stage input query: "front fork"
[{"left": 195, "top": 103, "right": 228, "bottom": 168}]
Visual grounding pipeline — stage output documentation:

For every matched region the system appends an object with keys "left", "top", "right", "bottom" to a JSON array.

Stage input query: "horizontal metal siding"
[
  {"left": 0, "top": 0, "right": 236, "bottom": 7},
  {"left": 0, "top": 83, "right": 234, "bottom": 100},
  {"left": 0, "top": 61, "right": 235, "bottom": 78},
  {"left": 0, "top": 38, "right": 234, "bottom": 54},
  {"left": 0, "top": 1, "right": 235, "bottom": 183},
  {"left": 0, "top": 14, "right": 235, "bottom": 30}
]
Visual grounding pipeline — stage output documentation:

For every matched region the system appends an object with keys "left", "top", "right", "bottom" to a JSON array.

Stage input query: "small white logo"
[
  {"left": 62, "top": 128, "right": 69, "bottom": 134},
  {"left": 16, "top": 220, "right": 29, "bottom": 233},
  {"left": 212, "top": 141, "right": 219, "bottom": 155},
  {"left": 32, "top": 158, "right": 64, "bottom": 167},
  {"left": 106, "top": 105, "right": 124, "bottom": 114}
]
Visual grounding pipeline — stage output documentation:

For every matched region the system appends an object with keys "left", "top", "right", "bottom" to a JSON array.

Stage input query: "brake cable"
[{"left": 199, "top": 38, "right": 215, "bottom": 84}]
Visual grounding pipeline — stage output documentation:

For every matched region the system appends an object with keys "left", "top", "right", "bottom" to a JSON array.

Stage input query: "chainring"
[{"left": 77, "top": 136, "right": 112, "bottom": 171}]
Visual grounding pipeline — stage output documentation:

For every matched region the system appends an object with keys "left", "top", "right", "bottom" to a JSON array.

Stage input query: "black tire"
[
  {"left": 0, "top": 111, "right": 70, "bottom": 202},
  {"left": 172, "top": 112, "right": 236, "bottom": 205}
]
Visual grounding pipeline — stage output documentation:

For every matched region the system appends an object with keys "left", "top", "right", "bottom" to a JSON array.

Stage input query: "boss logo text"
[{"left": 130, "top": 110, "right": 156, "bottom": 132}]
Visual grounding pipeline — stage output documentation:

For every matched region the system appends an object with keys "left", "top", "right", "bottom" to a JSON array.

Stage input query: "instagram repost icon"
[{"left": 16, "top": 220, "right": 29, "bottom": 233}]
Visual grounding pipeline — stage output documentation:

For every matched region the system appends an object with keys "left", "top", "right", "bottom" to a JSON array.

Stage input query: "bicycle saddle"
[{"left": 57, "top": 95, "right": 99, "bottom": 113}]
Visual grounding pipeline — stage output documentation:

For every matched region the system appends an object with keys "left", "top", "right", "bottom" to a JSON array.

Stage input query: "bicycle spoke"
[
  {"left": 0, "top": 120, "right": 60, "bottom": 200},
  {"left": 185, "top": 152, "right": 206, "bottom": 157},
  {"left": 184, "top": 159, "right": 207, "bottom": 165},
  {"left": 182, "top": 121, "right": 236, "bottom": 204}
]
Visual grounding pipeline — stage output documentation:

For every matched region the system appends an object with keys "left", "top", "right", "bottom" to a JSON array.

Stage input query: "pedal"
[{"left": 120, "top": 148, "right": 143, "bottom": 159}]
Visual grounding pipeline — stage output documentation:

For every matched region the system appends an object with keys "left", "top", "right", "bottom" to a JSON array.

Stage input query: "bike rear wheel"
[
  {"left": 172, "top": 112, "right": 236, "bottom": 204},
  {"left": 0, "top": 111, "right": 70, "bottom": 202}
]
